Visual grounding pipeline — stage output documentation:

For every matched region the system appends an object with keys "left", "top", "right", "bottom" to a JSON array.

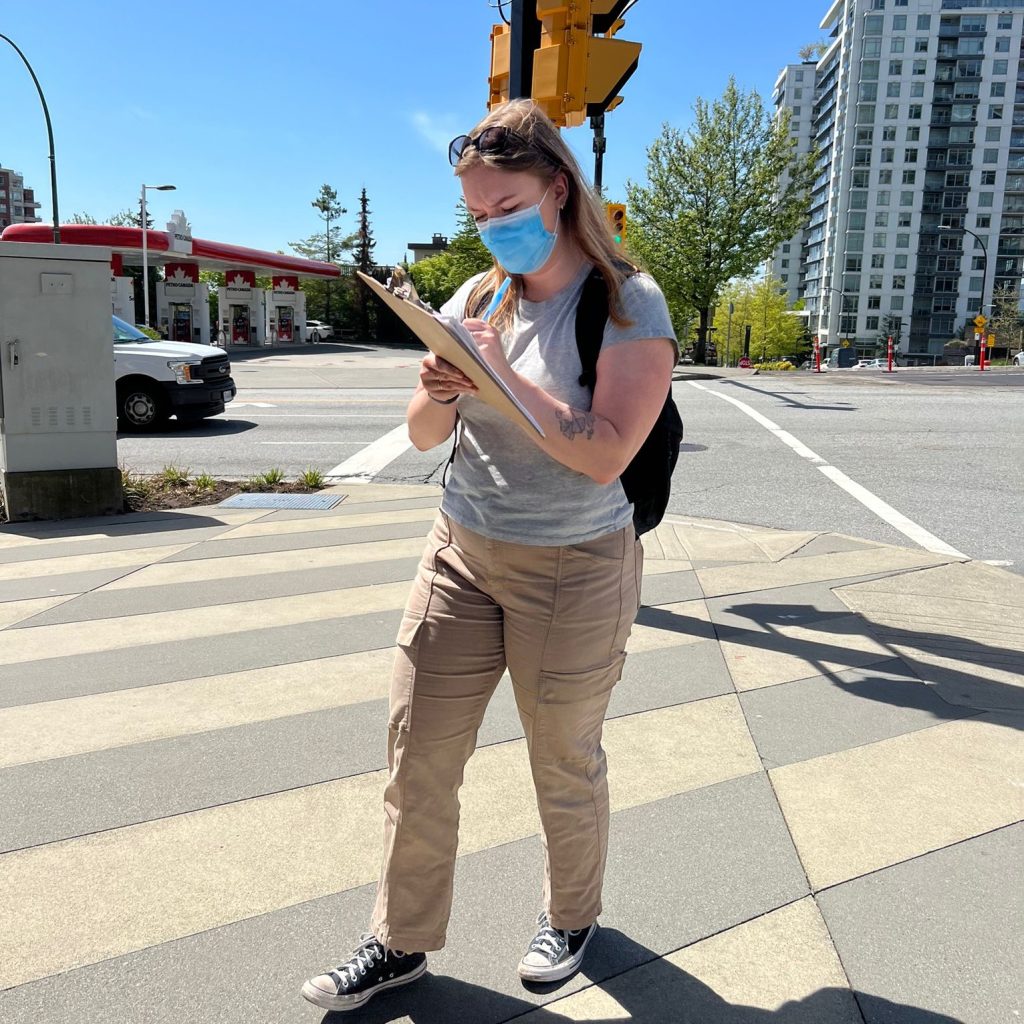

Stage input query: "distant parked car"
[
  {"left": 306, "top": 320, "right": 334, "bottom": 342},
  {"left": 1013, "top": 351, "right": 1024, "bottom": 366}
]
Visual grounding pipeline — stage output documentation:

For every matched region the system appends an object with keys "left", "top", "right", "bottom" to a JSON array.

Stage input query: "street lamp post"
[
  {"left": 1, "top": 33, "right": 60, "bottom": 243},
  {"left": 820, "top": 284, "right": 851, "bottom": 359},
  {"left": 140, "top": 183, "right": 176, "bottom": 328},
  {"left": 939, "top": 224, "right": 987, "bottom": 365}
]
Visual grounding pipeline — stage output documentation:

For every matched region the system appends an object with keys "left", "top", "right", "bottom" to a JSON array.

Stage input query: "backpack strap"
[{"left": 575, "top": 261, "right": 637, "bottom": 390}]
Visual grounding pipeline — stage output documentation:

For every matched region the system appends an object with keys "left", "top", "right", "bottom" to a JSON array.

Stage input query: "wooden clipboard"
[{"left": 358, "top": 271, "right": 544, "bottom": 437}]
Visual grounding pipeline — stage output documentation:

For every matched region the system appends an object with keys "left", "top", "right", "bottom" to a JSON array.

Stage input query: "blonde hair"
[{"left": 453, "top": 99, "right": 634, "bottom": 331}]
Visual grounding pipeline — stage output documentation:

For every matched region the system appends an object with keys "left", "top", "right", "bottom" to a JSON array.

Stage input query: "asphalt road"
[{"left": 117, "top": 354, "right": 1023, "bottom": 572}]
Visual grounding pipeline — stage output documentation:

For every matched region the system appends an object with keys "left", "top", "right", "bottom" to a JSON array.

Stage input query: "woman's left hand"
[{"left": 462, "top": 318, "right": 514, "bottom": 382}]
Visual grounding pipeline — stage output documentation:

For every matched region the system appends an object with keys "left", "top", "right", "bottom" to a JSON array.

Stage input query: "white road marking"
[
  {"left": 257, "top": 441, "right": 365, "bottom": 446},
  {"left": 983, "top": 559, "right": 1015, "bottom": 567},
  {"left": 688, "top": 381, "right": 969, "bottom": 559},
  {"left": 227, "top": 402, "right": 277, "bottom": 408},
  {"left": 325, "top": 424, "right": 413, "bottom": 481}
]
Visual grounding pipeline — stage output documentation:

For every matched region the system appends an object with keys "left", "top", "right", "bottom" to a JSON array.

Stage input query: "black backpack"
[
  {"left": 574, "top": 267, "right": 683, "bottom": 535},
  {"left": 454, "top": 268, "right": 683, "bottom": 535}
]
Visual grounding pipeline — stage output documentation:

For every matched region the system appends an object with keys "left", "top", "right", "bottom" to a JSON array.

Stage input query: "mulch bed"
[{"left": 123, "top": 479, "right": 323, "bottom": 514}]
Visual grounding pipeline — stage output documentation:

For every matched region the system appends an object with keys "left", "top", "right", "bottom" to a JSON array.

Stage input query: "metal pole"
[
  {"left": 726, "top": 303, "right": 734, "bottom": 367},
  {"left": 141, "top": 186, "right": 149, "bottom": 328},
  {"left": 0, "top": 33, "right": 60, "bottom": 242},
  {"left": 591, "top": 114, "right": 606, "bottom": 194},
  {"left": 509, "top": 0, "right": 541, "bottom": 99}
]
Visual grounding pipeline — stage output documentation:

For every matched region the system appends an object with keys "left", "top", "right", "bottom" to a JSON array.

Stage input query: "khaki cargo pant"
[{"left": 370, "top": 514, "right": 642, "bottom": 953}]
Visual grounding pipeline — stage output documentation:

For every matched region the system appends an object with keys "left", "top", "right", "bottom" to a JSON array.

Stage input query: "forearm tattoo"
[{"left": 556, "top": 406, "right": 595, "bottom": 441}]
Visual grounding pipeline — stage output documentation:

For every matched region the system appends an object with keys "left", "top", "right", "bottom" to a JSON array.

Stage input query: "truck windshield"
[{"left": 113, "top": 315, "right": 157, "bottom": 344}]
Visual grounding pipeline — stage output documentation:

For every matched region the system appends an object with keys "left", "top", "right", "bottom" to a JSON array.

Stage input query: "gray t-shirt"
[{"left": 438, "top": 262, "right": 678, "bottom": 546}]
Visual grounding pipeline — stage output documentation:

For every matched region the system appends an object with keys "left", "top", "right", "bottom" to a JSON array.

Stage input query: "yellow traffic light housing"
[
  {"left": 488, "top": 23, "right": 512, "bottom": 110},
  {"left": 529, "top": 1, "right": 642, "bottom": 127},
  {"left": 605, "top": 202, "right": 626, "bottom": 245}
]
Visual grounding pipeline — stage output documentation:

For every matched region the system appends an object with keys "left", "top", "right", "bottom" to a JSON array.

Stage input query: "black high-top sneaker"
[
  {"left": 518, "top": 911, "right": 598, "bottom": 982},
  {"left": 301, "top": 935, "right": 427, "bottom": 1012}
]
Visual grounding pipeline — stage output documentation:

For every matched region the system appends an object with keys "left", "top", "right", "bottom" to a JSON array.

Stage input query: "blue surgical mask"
[{"left": 477, "top": 186, "right": 558, "bottom": 275}]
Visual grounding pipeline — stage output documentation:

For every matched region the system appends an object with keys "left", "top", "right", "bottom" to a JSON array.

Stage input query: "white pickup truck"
[{"left": 113, "top": 316, "right": 236, "bottom": 431}]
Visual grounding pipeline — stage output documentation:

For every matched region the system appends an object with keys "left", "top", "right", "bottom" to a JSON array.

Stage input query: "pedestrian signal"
[{"left": 605, "top": 202, "right": 626, "bottom": 244}]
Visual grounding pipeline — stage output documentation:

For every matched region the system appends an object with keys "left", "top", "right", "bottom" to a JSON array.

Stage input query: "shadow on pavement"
[
  {"left": 321, "top": 929, "right": 964, "bottom": 1024},
  {"left": 724, "top": 379, "right": 857, "bottom": 412},
  {"left": 634, "top": 599, "right": 1023, "bottom": 720},
  {"left": 117, "top": 418, "right": 258, "bottom": 438}
]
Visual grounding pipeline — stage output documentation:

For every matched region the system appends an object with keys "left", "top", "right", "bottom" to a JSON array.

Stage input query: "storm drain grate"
[{"left": 219, "top": 492, "right": 346, "bottom": 511}]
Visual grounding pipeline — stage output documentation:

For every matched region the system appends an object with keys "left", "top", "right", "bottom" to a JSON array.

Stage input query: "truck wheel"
[{"left": 118, "top": 381, "right": 169, "bottom": 432}]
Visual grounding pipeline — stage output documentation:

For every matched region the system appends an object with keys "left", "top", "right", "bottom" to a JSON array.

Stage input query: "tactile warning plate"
[{"left": 218, "top": 493, "right": 345, "bottom": 511}]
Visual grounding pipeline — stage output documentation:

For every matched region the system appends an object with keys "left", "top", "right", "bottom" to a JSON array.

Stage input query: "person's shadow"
[{"left": 317, "top": 929, "right": 965, "bottom": 1024}]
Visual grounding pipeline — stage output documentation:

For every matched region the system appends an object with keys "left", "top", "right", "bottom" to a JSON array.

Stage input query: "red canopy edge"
[{"left": 0, "top": 223, "right": 342, "bottom": 278}]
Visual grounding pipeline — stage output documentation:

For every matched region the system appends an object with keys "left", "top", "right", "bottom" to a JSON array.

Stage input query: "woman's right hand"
[{"left": 419, "top": 353, "right": 477, "bottom": 403}]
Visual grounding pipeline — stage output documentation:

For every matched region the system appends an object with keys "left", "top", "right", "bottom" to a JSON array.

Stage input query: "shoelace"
[
  {"left": 335, "top": 935, "right": 387, "bottom": 987},
  {"left": 529, "top": 915, "right": 581, "bottom": 959}
]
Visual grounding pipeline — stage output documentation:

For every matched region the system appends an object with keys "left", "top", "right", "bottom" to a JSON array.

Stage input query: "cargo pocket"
[
  {"left": 533, "top": 657, "right": 624, "bottom": 766},
  {"left": 396, "top": 516, "right": 451, "bottom": 648}
]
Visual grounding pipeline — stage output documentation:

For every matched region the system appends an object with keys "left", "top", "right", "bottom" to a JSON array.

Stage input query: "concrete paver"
[{"left": 0, "top": 487, "right": 1020, "bottom": 1022}]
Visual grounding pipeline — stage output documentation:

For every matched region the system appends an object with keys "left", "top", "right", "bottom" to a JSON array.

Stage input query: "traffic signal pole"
[
  {"left": 592, "top": 113, "right": 606, "bottom": 193},
  {"left": 509, "top": 0, "right": 541, "bottom": 99}
]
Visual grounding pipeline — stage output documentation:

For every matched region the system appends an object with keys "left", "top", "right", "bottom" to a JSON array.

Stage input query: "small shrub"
[
  {"left": 300, "top": 467, "right": 325, "bottom": 489},
  {"left": 261, "top": 467, "right": 286, "bottom": 486},
  {"left": 120, "top": 467, "right": 153, "bottom": 510},
  {"left": 159, "top": 465, "right": 190, "bottom": 487},
  {"left": 194, "top": 473, "right": 216, "bottom": 492},
  {"left": 753, "top": 360, "right": 796, "bottom": 372}
]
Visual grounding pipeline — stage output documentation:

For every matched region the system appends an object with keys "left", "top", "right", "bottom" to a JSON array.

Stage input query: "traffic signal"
[
  {"left": 584, "top": 1, "right": 642, "bottom": 117},
  {"left": 605, "top": 202, "right": 626, "bottom": 244},
  {"left": 527, "top": 1, "right": 642, "bottom": 127},
  {"left": 488, "top": 23, "right": 511, "bottom": 110}
]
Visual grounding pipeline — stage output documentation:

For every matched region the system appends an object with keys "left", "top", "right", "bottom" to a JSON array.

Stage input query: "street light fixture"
[
  {"left": 820, "top": 284, "right": 852, "bottom": 350},
  {"left": 1, "top": 33, "right": 60, "bottom": 243},
  {"left": 939, "top": 224, "right": 988, "bottom": 363},
  {"left": 140, "top": 183, "right": 176, "bottom": 328}
]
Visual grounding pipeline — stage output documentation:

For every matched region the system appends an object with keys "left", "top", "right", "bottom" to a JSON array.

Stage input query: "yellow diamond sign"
[{"left": 973, "top": 314, "right": 988, "bottom": 328}]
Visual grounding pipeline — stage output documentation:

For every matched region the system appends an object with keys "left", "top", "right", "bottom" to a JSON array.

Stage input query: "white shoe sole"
[
  {"left": 518, "top": 923, "right": 597, "bottom": 983},
  {"left": 300, "top": 959, "right": 427, "bottom": 1012}
]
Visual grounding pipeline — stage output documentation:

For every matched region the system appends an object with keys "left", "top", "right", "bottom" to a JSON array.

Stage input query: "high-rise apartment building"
[
  {"left": 769, "top": 61, "right": 820, "bottom": 306},
  {"left": 772, "top": 0, "right": 1024, "bottom": 362},
  {"left": 0, "top": 165, "right": 42, "bottom": 231}
]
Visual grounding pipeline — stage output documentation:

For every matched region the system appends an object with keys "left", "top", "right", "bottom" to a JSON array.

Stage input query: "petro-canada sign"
[{"left": 166, "top": 210, "right": 193, "bottom": 254}]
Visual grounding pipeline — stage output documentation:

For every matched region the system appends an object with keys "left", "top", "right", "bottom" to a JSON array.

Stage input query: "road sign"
[
  {"left": 987, "top": 333, "right": 995, "bottom": 347},
  {"left": 973, "top": 314, "right": 988, "bottom": 328}
]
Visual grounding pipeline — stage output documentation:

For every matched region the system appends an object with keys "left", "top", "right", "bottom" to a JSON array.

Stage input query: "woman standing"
[{"left": 302, "top": 98, "right": 677, "bottom": 1013}]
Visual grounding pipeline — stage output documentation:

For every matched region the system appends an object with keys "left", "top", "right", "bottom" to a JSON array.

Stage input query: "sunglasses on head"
[{"left": 448, "top": 125, "right": 554, "bottom": 168}]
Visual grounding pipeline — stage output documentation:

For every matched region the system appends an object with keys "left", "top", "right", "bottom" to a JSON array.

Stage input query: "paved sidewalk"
[{"left": 0, "top": 486, "right": 1020, "bottom": 1024}]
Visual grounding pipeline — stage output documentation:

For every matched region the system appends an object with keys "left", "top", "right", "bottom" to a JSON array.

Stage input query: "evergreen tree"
[
  {"left": 353, "top": 188, "right": 377, "bottom": 339},
  {"left": 307, "top": 184, "right": 348, "bottom": 327}
]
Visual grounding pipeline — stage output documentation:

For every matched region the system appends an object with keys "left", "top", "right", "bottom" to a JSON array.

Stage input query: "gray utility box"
[{"left": 0, "top": 241, "right": 122, "bottom": 521}]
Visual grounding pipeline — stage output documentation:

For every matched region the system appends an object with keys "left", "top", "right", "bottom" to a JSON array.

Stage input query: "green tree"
[
  {"left": 353, "top": 188, "right": 377, "bottom": 339},
  {"left": 713, "top": 276, "right": 807, "bottom": 365},
  {"left": 67, "top": 211, "right": 97, "bottom": 224},
  {"left": 300, "top": 184, "right": 351, "bottom": 328},
  {"left": 408, "top": 200, "right": 492, "bottom": 309},
  {"left": 798, "top": 42, "right": 828, "bottom": 61},
  {"left": 988, "top": 282, "right": 1022, "bottom": 358},
  {"left": 626, "top": 78, "right": 816, "bottom": 362}
]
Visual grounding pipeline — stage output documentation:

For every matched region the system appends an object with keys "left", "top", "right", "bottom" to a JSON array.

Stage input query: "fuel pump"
[
  {"left": 231, "top": 305, "right": 250, "bottom": 344},
  {"left": 170, "top": 303, "right": 193, "bottom": 342}
]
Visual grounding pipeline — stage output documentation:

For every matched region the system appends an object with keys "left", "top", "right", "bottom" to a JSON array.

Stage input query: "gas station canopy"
[{"left": 0, "top": 223, "right": 341, "bottom": 278}]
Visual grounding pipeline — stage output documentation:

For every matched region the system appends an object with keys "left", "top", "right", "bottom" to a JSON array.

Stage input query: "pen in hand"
[{"left": 480, "top": 277, "right": 511, "bottom": 323}]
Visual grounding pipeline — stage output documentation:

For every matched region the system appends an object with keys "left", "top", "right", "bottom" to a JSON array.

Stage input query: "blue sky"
[{"left": 2, "top": 1, "right": 827, "bottom": 267}]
